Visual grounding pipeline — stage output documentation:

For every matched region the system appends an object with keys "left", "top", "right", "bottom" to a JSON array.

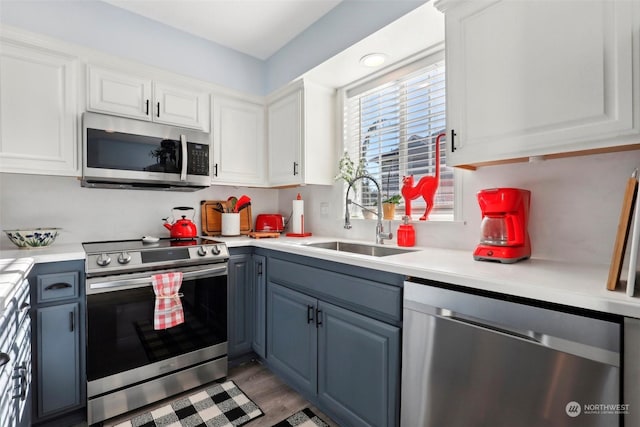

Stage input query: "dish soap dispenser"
[{"left": 397, "top": 216, "right": 415, "bottom": 247}]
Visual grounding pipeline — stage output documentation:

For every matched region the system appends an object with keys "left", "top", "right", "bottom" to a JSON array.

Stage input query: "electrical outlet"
[{"left": 320, "top": 202, "right": 329, "bottom": 217}]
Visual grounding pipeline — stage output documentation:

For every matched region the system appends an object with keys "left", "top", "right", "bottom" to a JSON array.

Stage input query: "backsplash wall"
[
  {"left": 0, "top": 173, "right": 279, "bottom": 245},
  {"left": 1, "top": 148, "right": 638, "bottom": 268},
  {"left": 279, "top": 149, "right": 640, "bottom": 267}
]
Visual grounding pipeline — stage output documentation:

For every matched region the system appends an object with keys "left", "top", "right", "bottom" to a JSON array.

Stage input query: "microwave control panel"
[{"left": 187, "top": 143, "right": 210, "bottom": 176}]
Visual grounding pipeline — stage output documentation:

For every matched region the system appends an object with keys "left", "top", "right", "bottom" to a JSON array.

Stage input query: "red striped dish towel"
[{"left": 152, "top": 272, "right": 184, "bottom": 330}]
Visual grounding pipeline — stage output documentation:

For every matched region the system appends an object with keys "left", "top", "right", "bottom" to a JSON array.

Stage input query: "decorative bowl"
[{"left": 4, "top": 228, "right": 61, "bottom": 248}]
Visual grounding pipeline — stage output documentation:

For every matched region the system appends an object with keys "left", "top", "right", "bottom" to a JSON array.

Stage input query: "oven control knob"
[
  {"left": 96, "top": 253, "right": 111, "bottom": 267},
  {"left": 117, "top": 252, "right": 132, "bottom": 264},
  {"left": 197, "top": 246, "right": 207, "bottom": 257},
  {"left": 211, "top": 245, "right": 221, "bottom": 255}
]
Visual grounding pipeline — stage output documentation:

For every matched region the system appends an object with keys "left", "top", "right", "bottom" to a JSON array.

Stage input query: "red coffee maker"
[{"left": 473, "top": 188, "right": 531, "bottom": 263}]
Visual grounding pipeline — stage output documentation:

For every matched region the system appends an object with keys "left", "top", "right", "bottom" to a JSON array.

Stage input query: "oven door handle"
[{"left": 88, "top": 265, "right": 228, "bottom": 292}]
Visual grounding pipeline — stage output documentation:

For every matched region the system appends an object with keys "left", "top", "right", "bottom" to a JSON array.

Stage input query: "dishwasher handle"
[{"left": 442, "top": 310, "right": 542, "bottom": 344}]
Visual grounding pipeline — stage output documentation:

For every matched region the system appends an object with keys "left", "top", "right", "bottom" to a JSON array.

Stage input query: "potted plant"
[
  {"left": 382, "top": 195, "right": 401, "bottom": 220},
  {"left": 381, "top": 172, "right": 401, "bottom": 220}
]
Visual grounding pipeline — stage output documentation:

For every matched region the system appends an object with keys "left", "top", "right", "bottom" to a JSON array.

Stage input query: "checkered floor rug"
[
  {"left": 113, "top": 380, "right": 263, "bottom": 427},
  {"left": 272, "top": 408, "right": 329, "bottom": 427}
]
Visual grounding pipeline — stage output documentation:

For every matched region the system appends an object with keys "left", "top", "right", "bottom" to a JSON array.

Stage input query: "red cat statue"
[{"left": 401, "top": 133, "right": 445, "bottom": 220}]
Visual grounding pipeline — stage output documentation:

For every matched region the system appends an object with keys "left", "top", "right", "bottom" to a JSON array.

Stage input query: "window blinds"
[{"left": 343, "top": 55, "right": 453, "bottom": 218}]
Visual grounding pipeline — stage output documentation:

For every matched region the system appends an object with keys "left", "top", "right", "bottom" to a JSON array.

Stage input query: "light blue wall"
[
  {"left": 0, "top": 0, "right": 425, "bottom": 95},
  {"left": 265, "top": 0, "right": 426, "bottom": 93},
  {"left": 0, "top": 0, "right": 265, "bottom": 95}
]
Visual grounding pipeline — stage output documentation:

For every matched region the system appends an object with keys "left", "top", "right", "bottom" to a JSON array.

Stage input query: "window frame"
[{"left": 338, "top": 45, "right": 462, "bottom": 222}]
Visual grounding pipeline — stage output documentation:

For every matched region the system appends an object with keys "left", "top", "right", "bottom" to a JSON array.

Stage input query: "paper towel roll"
[{"left": 292, "top": 198, "right": 304, "bottom": 234}]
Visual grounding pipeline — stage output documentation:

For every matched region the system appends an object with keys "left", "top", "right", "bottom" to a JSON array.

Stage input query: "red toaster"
[{"left": 255, "top": 214, "right": 285, "bottom": 232}]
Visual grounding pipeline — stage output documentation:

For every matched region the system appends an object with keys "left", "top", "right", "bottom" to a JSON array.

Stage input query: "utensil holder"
[{"left": 221, "top": 213, "right": 241, "bottom": 236}]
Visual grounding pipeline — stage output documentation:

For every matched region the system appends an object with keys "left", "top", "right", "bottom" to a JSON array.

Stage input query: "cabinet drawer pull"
[
  {"left": 44, "top": 282, "right": 72, "bottom": 291},
  {"left": 307, "top": 305, "right": 314, "bottom": 324},
  {"left": 316, "top": 308, "right": 323, "bottom": 327},
  {"left": 0, "top": 353, "right": 9, "bottom": 367},
  {"left": 451, "top": 129, "right": 457, "bottom": 152},
  {"left": 19, "top": 302, "right": 30, "bottom": 311}
]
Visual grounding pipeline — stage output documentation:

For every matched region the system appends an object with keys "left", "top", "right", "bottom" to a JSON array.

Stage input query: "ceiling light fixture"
[{"left": 360, "top": 53, "right": 387, "bottom": 68}]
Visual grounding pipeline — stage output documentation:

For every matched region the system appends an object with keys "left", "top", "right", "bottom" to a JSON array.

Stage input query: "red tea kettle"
[{"left": 162, "top": 206, "right": 198, "bottom": 239}]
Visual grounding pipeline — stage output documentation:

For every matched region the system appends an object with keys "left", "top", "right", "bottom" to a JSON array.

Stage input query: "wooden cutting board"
[
  {"left": 606, "top": 175, "right": 639, "bottom": 290},
  {"left": 200, "top": 200, "right": 253, "bottom": 236}
]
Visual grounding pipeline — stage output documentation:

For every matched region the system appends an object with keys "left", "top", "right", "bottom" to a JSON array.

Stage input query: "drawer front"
[
  {"left": 37, "top": 272, "right": 78, "bottom": 303},
  {"left": 269, "top": 257, "right": 402, "bottom": 324}
]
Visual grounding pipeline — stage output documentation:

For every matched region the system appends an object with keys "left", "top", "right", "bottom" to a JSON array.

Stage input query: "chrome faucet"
[{"left": 344, "top": 175, "right": 393, "bottom": 244}]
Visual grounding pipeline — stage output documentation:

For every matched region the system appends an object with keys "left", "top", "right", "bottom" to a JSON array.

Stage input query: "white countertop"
[
  {"left": 217, "top": 235, "right": 640, "bottom": 319},
  {"left": 0, "top": 242, "right": 85, "bottom": 264},
  {"left": 0, "top": 257, "right": 34, "bottom": 309},
  {"left": 2, "top": 236, "right": 639, "bottom": 318}
]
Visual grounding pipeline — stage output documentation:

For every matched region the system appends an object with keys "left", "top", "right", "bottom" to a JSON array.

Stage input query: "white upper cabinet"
[
  {"left": 0, "top": 36, "right": 79, "bottom": 176},
  {"left": 436, "top": 0, "right": 640, "bottom": 168},
  {"left": 212, "top": 95, "right": 266, "bottom": 186},
  {"left": 268, "top": 88, "right": 303, "bottom": 186},
  {"left": 88, "top": 65, "right": 210, "bottom": 131},
  {"left": 267, "top": 80, "right": 335, "bottom": 187},
  {"left": 88, "top": 67, "right": 151, "bottom": 120}
]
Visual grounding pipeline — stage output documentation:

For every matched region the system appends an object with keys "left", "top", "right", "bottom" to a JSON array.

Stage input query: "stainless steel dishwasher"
[{"left": 401, "top": 279, "right": 622, "bottom": 427}]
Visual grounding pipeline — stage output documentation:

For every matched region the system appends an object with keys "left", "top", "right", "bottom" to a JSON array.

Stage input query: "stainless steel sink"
[{"left": 305, "top": 241, "right": 415, "bottom": 257}]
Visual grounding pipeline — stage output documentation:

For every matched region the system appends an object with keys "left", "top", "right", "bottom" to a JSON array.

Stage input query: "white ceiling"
[{"left": 103, "top": 0, "right": 343, "bottom": 60}]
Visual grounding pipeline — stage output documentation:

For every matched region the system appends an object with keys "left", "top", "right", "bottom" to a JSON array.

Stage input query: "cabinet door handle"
[
  {"left": 316, "top": 308, "right": 323, "bottom": 327},
  {"left": 451, "top": 129, "right": 457, "bottom": 152},
  {"left": 214, "top": 163, "right": 218, "bottom": 177},
  {"left": 0, "top": 352, "right": 9, "bottom": 368},
  {"left": 293, "top": 162, "right": 299, "bottom": 176},
  {"left": 146, "top": 99, "right": 150, "bottom": 115},
  {"left": 12, "top": 363, "right": 27, "bottom": 401},
  {"left": 256, "top": 262, "right": 263, "bottom": 276},
  {"left": 44, "top": 282, "right": 72, "bottom": 291},
  {"left": 69, "top": 311, "right": 75, "bottom": 332},
  {"left": 307, "top": 305, "right": 314, "bottom": 324},
  {"left": 157, "top": 101, "right": 161, "bottom": 118}
]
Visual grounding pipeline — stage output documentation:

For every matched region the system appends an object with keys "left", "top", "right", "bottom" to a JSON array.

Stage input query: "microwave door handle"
[{"left": 180, "top": 134, "right": 188, "bottom": 181}]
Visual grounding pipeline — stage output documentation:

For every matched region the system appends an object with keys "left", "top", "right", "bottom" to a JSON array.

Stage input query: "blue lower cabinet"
[
  {"left": 37, "top": 303, "right": 81, "bottom": 416},
  {"left": 267, "top": 282, "right": 400, "bottom": 427},
  {"left": 318, "top": 302, "right": 400, "bottom": 427},
  {"left": 29, "top": 259, "right": 86, "bottom": 426},
  {"left": 228, "top": 253, "right": 253, "bottom": 358},
  {"left": 266, "top": 283, "right": 318, "bottom": 395}
]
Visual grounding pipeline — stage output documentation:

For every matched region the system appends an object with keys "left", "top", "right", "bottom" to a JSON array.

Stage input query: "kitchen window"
[{"left": 343, "top": 50, "right": 453, "bottom": 220}]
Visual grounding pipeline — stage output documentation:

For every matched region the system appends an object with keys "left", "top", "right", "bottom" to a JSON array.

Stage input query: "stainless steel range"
[{"left": 83, "top": 238, "right": 229, "bottom": 425}]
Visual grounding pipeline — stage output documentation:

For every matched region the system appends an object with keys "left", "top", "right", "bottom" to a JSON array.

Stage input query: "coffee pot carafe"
[{"left": 474, "top": 188, "right": 531, "bottom": 263}]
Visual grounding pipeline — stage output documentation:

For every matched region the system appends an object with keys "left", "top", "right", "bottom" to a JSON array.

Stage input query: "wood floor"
[
  {"left": 228, "top": 359, "right": 338, "bottom": 427},
  {"left": 100, "top": 359, "right": 338, "bottom": 427}
]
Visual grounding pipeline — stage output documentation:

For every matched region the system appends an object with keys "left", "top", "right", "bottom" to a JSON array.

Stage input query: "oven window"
[{"left": 86, "top": 275, "right": 227, "bottom": 381}]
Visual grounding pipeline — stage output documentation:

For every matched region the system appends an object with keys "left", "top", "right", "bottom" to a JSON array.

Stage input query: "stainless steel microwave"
[{"left": 82, "top": 112, "right": 211, "bottom": 191}]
